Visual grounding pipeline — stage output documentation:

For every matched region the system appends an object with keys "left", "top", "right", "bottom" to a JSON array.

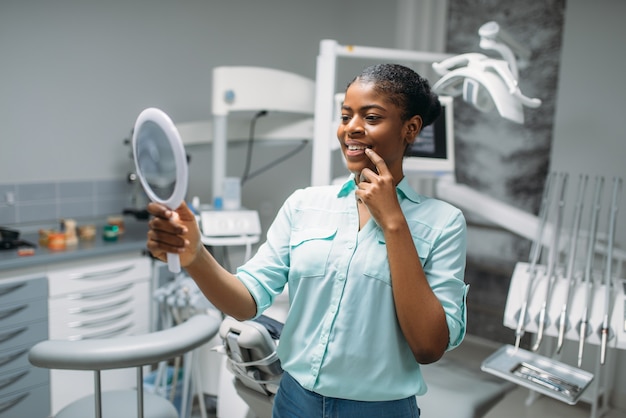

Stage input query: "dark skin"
[{"left": 146, "top": 79, "right": 448, "bottom": 364}]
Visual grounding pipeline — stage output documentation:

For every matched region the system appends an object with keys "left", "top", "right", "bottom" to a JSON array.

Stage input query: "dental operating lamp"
[
  {"left": 431, "top": 53, "right": 541, "bottom": 123},
  {"left": 431, "top": 21, "right": 541, "bottom": 122}
]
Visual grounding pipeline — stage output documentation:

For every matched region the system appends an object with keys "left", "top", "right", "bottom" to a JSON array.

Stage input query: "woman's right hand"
[{"left": 146, "top": 201, "right": 203, "bottom": 268}]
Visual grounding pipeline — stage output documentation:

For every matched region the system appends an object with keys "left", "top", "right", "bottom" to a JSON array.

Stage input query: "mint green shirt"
[{"left": 236, "top": 175, "right": 468, "bottom": 401}]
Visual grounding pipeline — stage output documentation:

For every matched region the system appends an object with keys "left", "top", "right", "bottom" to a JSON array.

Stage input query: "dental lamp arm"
[
  {"left": 479, "top": 21, "right": 531, "bottom": 75},
  {"left": 432, "top": 53, "right": 490, "bottom": 76}
]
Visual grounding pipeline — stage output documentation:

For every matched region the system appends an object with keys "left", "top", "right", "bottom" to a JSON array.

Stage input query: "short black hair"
[{"left": 347, "top": 63, "right": 441, "bottom": 127}]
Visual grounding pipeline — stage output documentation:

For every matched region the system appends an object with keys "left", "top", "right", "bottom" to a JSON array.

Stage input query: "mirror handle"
[{"left": 167, "top": 252, "right": 181, "bottom": 273}]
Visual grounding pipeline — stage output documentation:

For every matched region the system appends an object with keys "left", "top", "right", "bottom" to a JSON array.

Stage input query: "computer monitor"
[{"left": 403, "top": 95, "right": 455, "bottom": 175}]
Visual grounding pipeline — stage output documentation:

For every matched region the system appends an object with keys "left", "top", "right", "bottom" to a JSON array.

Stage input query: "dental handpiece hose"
[
  {"left": 533, "top": 172, "right": 568, "bottom": 353},
  {"left": 600, "top": 177, "right": 621, "bottom": 365},
  {"left": 515, "top": 172, "right": 555, "bottom": 351},
  {"left": 578, "top": 176, "right": 604, "bottom": 367},
  {"left": 556, "top": 174, "right": 588, "bottom": 355}
]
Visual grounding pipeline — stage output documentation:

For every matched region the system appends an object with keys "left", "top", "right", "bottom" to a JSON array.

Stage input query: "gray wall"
[
  {"left": 551, "top": 0, "right": 626, "bottom": 239},
  {"left": 0, "top": 1, "right": 393, "bottom": 181}
]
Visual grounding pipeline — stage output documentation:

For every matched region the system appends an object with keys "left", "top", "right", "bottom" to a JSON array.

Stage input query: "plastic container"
[
  {"left": 102, "top": 224, "right": 119, "bottom": 241},
  {"left": 47, "top": 232, "right": 66, "bottom": 251}
]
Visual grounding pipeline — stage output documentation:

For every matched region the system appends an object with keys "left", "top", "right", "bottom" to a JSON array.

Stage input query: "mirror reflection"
[{"left": 135, "top": 120, "right": 177, "bottom": 201}]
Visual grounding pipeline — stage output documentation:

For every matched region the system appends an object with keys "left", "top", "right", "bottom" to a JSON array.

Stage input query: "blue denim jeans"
[{"left": 272, "top": 372, "right": 421, "bottom": 418}]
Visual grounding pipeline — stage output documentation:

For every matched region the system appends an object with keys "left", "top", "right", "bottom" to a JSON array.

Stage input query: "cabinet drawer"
[
  {"left": 0, "top": 298, "right": 48, "bottom": 329},
  {"left": 0, "top": 365, "right": 48, "bottom": 398},
  {"left": 0, "top": 276, "right": 47, "bottom": 307},
  {"left": 0, "top": 320, "right": 48, "bottom": 354},
  {"left": 48, "top": 257, "right": 150, "bottom": 298},
  {"left": 49, "top": 281, "right": 150, "bottom": 340},
  {"left": 0, "top": 382, "right": 49, "bottom": 418}
]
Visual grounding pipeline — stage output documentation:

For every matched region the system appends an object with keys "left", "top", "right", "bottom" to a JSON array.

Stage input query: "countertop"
[{"left": 0, "top": 218, "right": 151, "bottom": 272}]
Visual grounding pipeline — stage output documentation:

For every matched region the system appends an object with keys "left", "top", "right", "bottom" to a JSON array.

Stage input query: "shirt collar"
[{"left": 337, "top": 174, "right": 423, "bottom": 204}]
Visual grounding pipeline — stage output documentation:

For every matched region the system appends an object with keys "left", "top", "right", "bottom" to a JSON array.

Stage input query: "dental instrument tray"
[{"left": 481, "top": 345, "right": 593, "bottom": 405}]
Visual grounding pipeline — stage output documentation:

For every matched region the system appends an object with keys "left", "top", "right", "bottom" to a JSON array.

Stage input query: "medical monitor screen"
[{"left": 403, "top": 95, "right": 455, "bottom": 175}]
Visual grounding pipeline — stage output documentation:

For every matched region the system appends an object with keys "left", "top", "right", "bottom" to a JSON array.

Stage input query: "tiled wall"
[{"left": 0, "top": 179, "right": 140, "bottom": 227}]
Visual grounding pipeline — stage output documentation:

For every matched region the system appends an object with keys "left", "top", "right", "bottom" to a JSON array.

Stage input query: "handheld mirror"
[{"left": 132, "top": 107, "right": 188, "bottom": 273}]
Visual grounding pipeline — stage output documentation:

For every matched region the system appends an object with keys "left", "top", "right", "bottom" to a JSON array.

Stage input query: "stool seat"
[{"left": 55, "top": 390, "right": 179, "bottom": 418}]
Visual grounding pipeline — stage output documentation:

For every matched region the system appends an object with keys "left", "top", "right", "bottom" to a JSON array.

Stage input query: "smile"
[{"left": 347, "top": 144, "right": 372, "bottom": 151}]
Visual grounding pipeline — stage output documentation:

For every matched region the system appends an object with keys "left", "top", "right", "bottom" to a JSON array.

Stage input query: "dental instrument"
[
  {"left": 533, "top": 172, "right": 568, "bottom": 352},
  {"left": 600, "top": 177, "right": 622, "bottom": 365},
  {"left": 514, "top": 172, "right": 555, "bottom": 351},
  {"left": 512, "top": 362, "right": 583, "bottom": 398},
  {"left": 555, "top": 174, "right": 588, "bottom": 355},
  {"left": 482, "top": 343, "right": 594, "bottom": 405},
  {"left": 578, "top": 176, "right": 605, "bottom": 367}
]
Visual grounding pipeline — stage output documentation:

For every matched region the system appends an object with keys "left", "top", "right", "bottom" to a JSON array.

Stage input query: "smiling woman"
[{"left": 144, "top": 63, "right": 468, "bottom": 417}]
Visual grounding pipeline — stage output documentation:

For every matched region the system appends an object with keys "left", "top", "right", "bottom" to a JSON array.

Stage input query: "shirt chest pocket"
[
  {"left": 289, "top": 228, "right": 337, "bottom": 278},
  {"left": 363, "top": 230, "right": 432, "bottom": 285}
]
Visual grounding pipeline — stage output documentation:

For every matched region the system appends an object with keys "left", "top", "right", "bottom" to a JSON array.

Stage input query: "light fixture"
[
  {"left": 432, "top": 52, "right": 541, "bottom": 123},
  {"left": 431, "top": 21, "right": 541, "bottom": 124}
]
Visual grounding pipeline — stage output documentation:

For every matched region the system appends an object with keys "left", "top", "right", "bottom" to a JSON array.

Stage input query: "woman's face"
[{"left": 337, "top": 80, "right": 421, "bottom": 183}]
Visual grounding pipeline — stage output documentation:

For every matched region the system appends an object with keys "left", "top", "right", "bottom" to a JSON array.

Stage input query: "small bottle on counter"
[
  {"left": 102, "top": 224, "right": 119, "bottom": 242},
  {"left": 61, "top": 219, "right": 78, "bottom": 247}
]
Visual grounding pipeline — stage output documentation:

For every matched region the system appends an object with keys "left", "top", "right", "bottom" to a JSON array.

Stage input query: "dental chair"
[
  {"left": 218, "top": 316, "right": 514, "bottom": 418},
  {"left": 29, "top": 314, "right": 221, "bottom": 418},
  {"left": 218, "top": 315, "right": 283, "bottom": 418}
]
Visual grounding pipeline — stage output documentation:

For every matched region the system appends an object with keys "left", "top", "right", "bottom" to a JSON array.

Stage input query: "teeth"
[{"left": 347, "top": 145, "right": 370, "bottom": 151}]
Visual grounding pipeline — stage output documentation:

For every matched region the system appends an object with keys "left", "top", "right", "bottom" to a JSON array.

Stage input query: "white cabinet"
[{"left": 46, "top": 254, "right": 151, "bottom": 415}]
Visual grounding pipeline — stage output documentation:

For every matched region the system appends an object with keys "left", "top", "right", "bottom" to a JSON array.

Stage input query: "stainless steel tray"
[{"left": 481, "top": 345, "right": 593, "bottom": 405}]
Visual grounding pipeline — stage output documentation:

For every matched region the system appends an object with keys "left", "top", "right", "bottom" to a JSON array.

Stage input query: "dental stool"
[
  {"left": 218, "top": 315, "right": 283, "bottom": 418},
  {"left": 29, "top": 314, "right": 221, "bottom": 418}
]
